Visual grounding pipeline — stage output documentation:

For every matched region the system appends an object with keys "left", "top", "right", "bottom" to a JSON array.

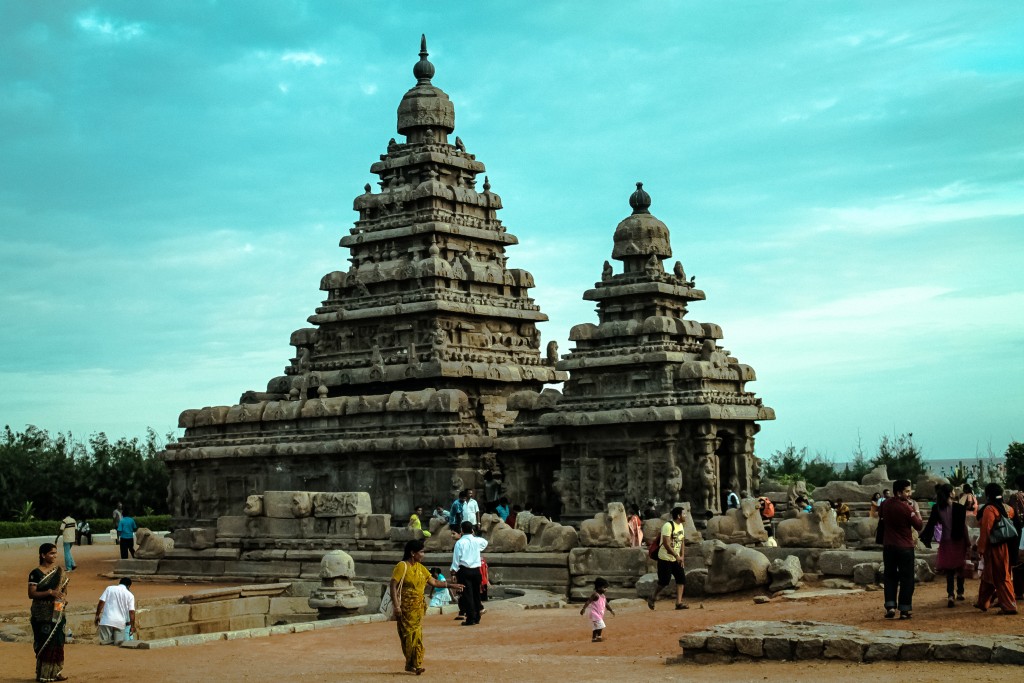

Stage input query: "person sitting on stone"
[
  {"left": 408, "top": 505, "right": 431, "bottom": 538},
  {"left": 431, "top": 504, "right": 450, "bottom": 526},
  {"left": 76, "top": 519, "right": 92, "bottom": 546},
  {"left": 495, "top": 496, "right": 510, "bottom": 522},
  {"left": 870, "top": 492, "right": 881, "bottom": 518},
  {"left": 514, "top": 502, "right": 534, "bottom": 541},
  {"left": 725, "top": 488, "right": 740, "bottom": 510},
  {"left": 795, "top": 495, "right": 812, "bottom": 514},
  {"left": 626, "top": 504, "right": 644, "bottom": 548},
  {"left": 834, "top": 498, "right": 851, "bottom": 523},
  {"left": 507, "top": 504, "right": 521, "bottom": 530}
]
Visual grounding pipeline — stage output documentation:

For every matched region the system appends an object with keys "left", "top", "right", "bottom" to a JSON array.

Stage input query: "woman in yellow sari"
[
  {"left": 390, "top": 539, "right": 460, "bottom": 675},
  {"left": 28, "top": 543, "right": 70, "bottom": 682}
]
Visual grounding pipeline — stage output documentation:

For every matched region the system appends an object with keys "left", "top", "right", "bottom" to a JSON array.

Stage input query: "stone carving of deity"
[{"left": 700, "top": 456, "right": 717, "bottom": 512}]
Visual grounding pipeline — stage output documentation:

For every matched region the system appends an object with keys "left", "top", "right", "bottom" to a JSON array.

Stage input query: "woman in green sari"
[
  {"left": 390, "top": 539, "right": 460, "bottom": 675},
  {"left": 28, "top": 543, "right": 70, "bottom": 682}
]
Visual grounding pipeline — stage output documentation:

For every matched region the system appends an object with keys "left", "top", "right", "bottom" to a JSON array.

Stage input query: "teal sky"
[{"left": 2, "top": 1, "right": 1022, "bottom": 463}]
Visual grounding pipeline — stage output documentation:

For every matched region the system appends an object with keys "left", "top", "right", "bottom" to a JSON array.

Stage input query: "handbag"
[
  {"left": 378, "top": 561, "right": 408, "bottom": 621},
  {"left": 988, "top": 506, "right": 1018, "bottom": 546}
]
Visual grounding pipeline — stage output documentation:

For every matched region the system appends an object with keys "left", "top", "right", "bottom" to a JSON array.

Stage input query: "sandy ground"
[{"left": 2, "top": 543, "right": 1022, "bottom": 682}]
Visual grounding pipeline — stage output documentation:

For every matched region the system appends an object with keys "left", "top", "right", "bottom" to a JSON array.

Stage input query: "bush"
[
  {"left": 1006, "top": 441, "right": 1024, "bottom": 488},
  {"left": 0, "top": 515, "right": 172, "bottom": 540}
]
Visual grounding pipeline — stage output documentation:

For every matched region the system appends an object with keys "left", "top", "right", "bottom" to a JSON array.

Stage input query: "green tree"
[
  {"left": 839, "top": 433, "right": 874, "bottom": 482},
  {"left": 1005, "top": 441, "right": 1024, "bottom": 488},
  {"left": 762, "top": 445, "right": 841, "bottom": 486},
  {"left": 871, "top": 432, "right": 926, "bottom": 482}
]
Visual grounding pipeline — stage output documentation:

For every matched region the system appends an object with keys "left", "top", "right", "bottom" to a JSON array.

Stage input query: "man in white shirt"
[
  {"left": 59, "top": 515, "right": 77, "bottom": 571},
  {"left": 450, "top": 521, "right": 487, "bottom": 625},
  {"left": 462, "top": 489, "right": 480, "bottom": 530},
  {"left": 95, "top": 577, "right": 137, "bottom": 645}
]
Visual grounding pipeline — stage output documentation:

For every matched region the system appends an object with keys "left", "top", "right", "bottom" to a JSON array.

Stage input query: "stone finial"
[
  {"left": 413, "top": 34, "right": 435, "bottom": 83},
  {"left": 629, "top": 181, "right": 652, "bottom": 215},
  {"left": 482, "top": 175, "right": 491, "bottom": 192},
  {"left": 363, "top": 183, "right": 372, "bottom": 194}
]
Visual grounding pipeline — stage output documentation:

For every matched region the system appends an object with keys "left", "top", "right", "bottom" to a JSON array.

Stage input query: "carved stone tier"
[{"left": 546, "top": 184, "right": 774, "bottom": 524}]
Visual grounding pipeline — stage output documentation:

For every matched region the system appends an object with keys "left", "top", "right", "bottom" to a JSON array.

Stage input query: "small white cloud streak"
[
  {"left": 76, "top": 14, "right": 145, "bottom": 40},
  {"left": 281, "top": 51, "right": 325, "bottom": 67}
]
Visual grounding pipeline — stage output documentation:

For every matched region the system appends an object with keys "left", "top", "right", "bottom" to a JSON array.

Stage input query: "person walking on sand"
[
  {"left": 922, "top": 483, "right": 970, "bottom": 607},
  {"left": 450, "top": 521, "right": 487, "bottom": 625},
  {"left": 648, "top": 506, "right": 687, "bottom": 610},
  {"left": 879, "top": 479, "right": 923, "bottom": 620},
  {"left": 58, "top": 515, "right": 77, "bottom": 572},
  {"left": 390, "top": 540, "right": 461, "bottom": 675},
  {"left": 116, "top": 510, "right": 138, "bottom": 559},
  {"left": 580, "top": 577, "right": 615, "bottom": 642},
  {"left": 95, "top": 577, "right": 136, "bottom": 645},
  {"left": 974, "top": 483, "right": 1018, "bottom": 614}
]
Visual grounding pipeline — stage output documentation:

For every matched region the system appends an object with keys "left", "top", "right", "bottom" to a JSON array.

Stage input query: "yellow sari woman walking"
[{"left": 390, "top": 539, "right": 460, "bottom": 675}]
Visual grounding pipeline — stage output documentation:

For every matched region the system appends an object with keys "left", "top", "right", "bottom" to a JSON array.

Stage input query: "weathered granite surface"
[{"left": 672, "top": 620, "right": 1024, "bottom": 665}]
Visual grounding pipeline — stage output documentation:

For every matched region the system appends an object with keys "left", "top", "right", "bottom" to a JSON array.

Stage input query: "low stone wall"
[{"left": 672, "top": 620, "right": 1024, "bottom": 665}]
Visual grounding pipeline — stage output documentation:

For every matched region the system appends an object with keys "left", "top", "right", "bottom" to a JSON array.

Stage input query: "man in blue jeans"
[{"left": 879, "top": 479, "right": 923, "bottom": 619}]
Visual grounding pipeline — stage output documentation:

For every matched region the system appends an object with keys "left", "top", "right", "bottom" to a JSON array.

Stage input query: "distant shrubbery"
[
  {"left": 0, "top": 515, "right": 172, "bottom": 540},
  {"left": 0, "top": 425, "right": 171, "bottom": 523},
  {"left": 762, "top": 432, "right": 926, "bottom": 487}
]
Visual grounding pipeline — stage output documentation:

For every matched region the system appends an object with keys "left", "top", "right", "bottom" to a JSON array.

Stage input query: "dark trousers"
[
  {"left": 882, "top": 546, "right": 916, "bottom": 611},
  {"left": 1013, "top": 563, "right": 1024, "bottom": 599},
  {"left": 119, "top": 538, "right": 135, "bottom": 559},
  {"left": 456, "top": 566, "right": 483, "bottom": 623}
]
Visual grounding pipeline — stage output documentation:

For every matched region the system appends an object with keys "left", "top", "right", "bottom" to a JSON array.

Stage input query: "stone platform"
[{"left": 672, "top": 620, "right": 1024, "bottom": 665}]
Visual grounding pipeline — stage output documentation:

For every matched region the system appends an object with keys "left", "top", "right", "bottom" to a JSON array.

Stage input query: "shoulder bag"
[{"left": 379, "top": 561, "right": 409, "bottom": 621}]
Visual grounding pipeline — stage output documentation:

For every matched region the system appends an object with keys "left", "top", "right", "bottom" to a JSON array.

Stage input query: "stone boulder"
[
  {"left": 767, "top": 555, "right": 803, "bottom": 592},
  {"left": 243, "top": 495, "right": 263, "bottom": 517},
  {"left": 862, "top": 465, "right": 890, "bottom": 486},
  {"left": 706, "top": 497, "right": 768, "bottom": 545},
  {"left": 840, "top": 517, "right": 879, "bottom": 547},
  {"left": 852, "top": 562, "right": 880, "bottom": 585},
  {"left": 134, "top": 529, "right": 171, "bottom": 559},
  {"left": 776, "top": 502, "right": 845, "bottom": 549},
  {"left": 702, "top": 540, "right": 770, "bottom": 594},
  {"left": 810, "top": 480, "right": 878, "bottom": 504},
  {"left": 527, "top": 517, "right": 579, "bottom": 552},
  {"left": 579, "top": 502, "right": 629, "bottom": 547},
  {"left": 915, "top": 473, "right": 949, "bottom": 501}
]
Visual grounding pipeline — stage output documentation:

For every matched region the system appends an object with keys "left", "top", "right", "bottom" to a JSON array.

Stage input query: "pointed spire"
[
  {"left": 413, "top": 34, "right": 435, "bottom": 84},
  {"left": 483, "top": 176, "right": 491, "bottom": 192},
  {"left": 629, "top": 182, "right": 652, "bottom": 215}
]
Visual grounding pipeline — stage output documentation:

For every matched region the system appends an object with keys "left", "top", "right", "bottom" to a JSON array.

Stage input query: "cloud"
[
  {"left": 76, "top": 13, "right": 145, "bottom": 41},
  {"left": 281, "top": 51, "right": 325, "bottom": 67}
]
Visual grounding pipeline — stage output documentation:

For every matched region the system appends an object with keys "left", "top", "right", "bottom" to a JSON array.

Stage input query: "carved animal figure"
[
  {"left": 776, "top": 502, "right": 846, "bottom": 549},
  {"left": 702, "top": 540, "right": 770, "bottom": 594},
  {"left": 480, "top": 514, "right": 527, "bottom": 552},
  {"left": 705, "top": 497, "right": 769, "bottom": 545},
  {"left": 527, "top": 517, "right": 579, "bottom": 552},
  {"left": 135, "top": 528, "right": 170, "bottom": 559},
  {"left": 579, "top": 502, "right": 629, "bottom": 548}
]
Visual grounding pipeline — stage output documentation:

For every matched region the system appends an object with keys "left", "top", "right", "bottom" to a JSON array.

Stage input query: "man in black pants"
[
  {"left": 450, "top": 521, "right": 487, "bottom": 625},
  {"left": 879, "top": 479, "right": 923, "bottom": 619}
]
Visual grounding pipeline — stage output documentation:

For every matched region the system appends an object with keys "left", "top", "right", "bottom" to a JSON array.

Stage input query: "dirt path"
[{"left": 2, "top": 544, "right": 1021, "bottom": 682}]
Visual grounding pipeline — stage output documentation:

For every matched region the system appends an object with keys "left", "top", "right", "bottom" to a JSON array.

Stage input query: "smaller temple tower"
[{"left": 542, "top": 183, "right": 774, "bottom": 523}]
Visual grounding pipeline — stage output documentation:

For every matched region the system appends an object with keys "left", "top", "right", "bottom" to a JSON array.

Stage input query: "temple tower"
[
  {"left": 162, "top": 37, "right": 565, "bottom": 526},
  {"left": 542, "top": 183, "right": 774, "bottom": 523}
]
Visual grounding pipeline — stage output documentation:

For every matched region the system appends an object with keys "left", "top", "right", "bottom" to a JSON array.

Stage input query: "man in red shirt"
[{"left": 879, "top": 479, "right": 924, "bottom": 619}]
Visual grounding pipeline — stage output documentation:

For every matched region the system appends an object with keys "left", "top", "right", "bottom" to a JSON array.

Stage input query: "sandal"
[
  {"left": 675, "top": 603, "right": 688, "bottom": 610},
  {"left": 647, "top": 597, "right": 655, "bottom": 610},
  {"left": 973, "top": 603, "right": 988, "bottom": 612},
  {"left": 884, "top": 609, "right": 896, "bottom": 619},
  {"left": 947, "top": 596, "right": 955, "bottom": 608},
  {"left": 956, "top": 593, "right": 965, "bottom": 601},
  {"left": 592, "top": 636, "right": 602, "bottom": 642},
  {"left": 899, "top": 611, "right": 912, "bottom": 620}
]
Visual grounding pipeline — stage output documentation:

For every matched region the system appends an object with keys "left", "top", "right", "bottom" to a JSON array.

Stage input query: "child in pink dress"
[{"left": 580, "top": 577, "right": 615, "bottom": 642}]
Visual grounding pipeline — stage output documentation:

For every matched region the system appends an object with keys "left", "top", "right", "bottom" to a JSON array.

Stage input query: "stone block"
[
  {"left": 226, "top": 561, "right": 301, "bottom": 578},
  {"left": 176, "top": 632, "right": 226, "bottom": 646},
  {"left": 250, "top": 517, "right": 302, "bottom": 538},
  {"left": 188, "top": 527, "right": 217, "bottom": 550},
  {"left": 241, "top": 549, "right": 288, "bottom": 561},
  {"left": 217, "top": 516, "right": 249, "bottom": 537},
  {"left": 693, "top": 653, "right": 732, "bottom": 664},
  {"left": 224, "top": 629, "right": 253, "bottom": 640},
  {"left": 159, "top": 559, "right": 226, "bottom": 576},
  {"left": 794, "top": 638, "right": 823, "bottom": 659},
  {"left": 705, "top": 635, "right": 735, "bottom": 654},
  {"left": 864, "top": 642, "right": 900, "bottom": 661},
  {"left": 300, "top": 516, "right": 331, "bottom": 538},
  {"left": 818, "top": 550, "right": 882, "bottom": 576},
  {"left": 195, "top": 618, "right": 232, "bottom": 634},
  {"left": 763, "top": 637, "right": 792, "bottom": 660},
  {"left": 312, "top": 492, "right": 372, "bottom": 517},
  {"left": 824, "top": 638, "right": 865, "bottom": 661},
  {"left": 138, "top": 604, "right": 192, "bottom": 629},
  {"left": 735, "top": 637, "right": 764, "bottom": 657},
  {"left": 145, "top": 622, "right": 199, "bottom": 640},
  {"left": 190, "top": 596, "right": 270, "bottom": 621},
  {"left": 991, "top": 643, "right": 1024, "bottom": 665},
  {"left": 852, "top": 562, "right": 879, "bottom": 585},
  {"left": 678, "top": 634, "right": 707, "bottom": 650},
  {"left": 228, "top": 614, "right": 267, "bottom": 631},
  {"left": 390, "top": 527, "right": 422, "bottom": 542},
  {"left": 568, "top": 547, "right": 647, "bottom": 575},
  {"left": 932, "top": 640, "right": 993, "bottom": 662},
  {"left": 115, "top": 558, "right": 161, "bottom": 575},
  {"left": 898, "top": 642, "right": 931, "bottom": 660},
  {"left": 269, "top": 597, "right": 317, "bottom": 617},
  {"left": 362, "top": 516, "right": 389, "bottom": 540},
  {"left": 263, "top": 491, "right": 312, "bottom": 518}
]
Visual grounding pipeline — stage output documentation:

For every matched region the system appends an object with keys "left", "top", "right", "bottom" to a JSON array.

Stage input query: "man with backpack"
[{"left": 647, "top": 506, "right": 686, "bottom": 610}]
